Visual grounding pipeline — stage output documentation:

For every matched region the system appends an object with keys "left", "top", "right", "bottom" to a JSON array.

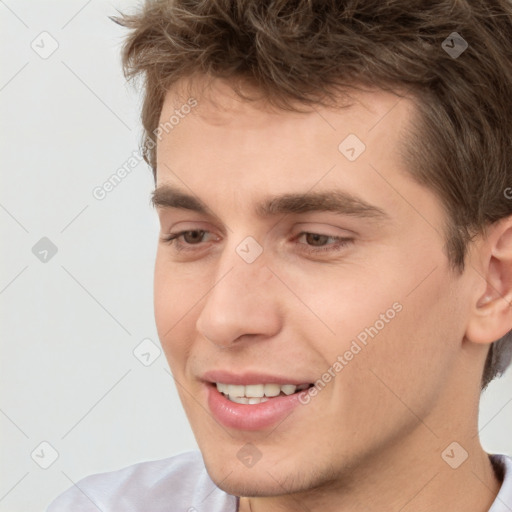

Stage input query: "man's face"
[{"left": 153, "top": 79, "right": 474, "bottom": 496}]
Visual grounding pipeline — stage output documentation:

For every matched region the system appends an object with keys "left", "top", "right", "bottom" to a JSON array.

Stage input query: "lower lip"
[{"left": 206, "top": 383, "right": 309, "bottom": 431}]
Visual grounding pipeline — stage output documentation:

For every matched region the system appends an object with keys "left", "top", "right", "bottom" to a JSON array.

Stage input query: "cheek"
[
  {"left": 153, "top": 256, "right": 203, "bottom": 361},
  {"left": 338, "top": 268, "right": 464, "bottom": 419},
  {"left": 287, "top": 253, "right": 460, "bottom": 392},
  {"left": 280, "top": 258, "right": 404, "bottom": 352}
]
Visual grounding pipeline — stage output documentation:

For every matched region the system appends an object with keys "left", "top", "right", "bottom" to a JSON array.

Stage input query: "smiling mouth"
[{"left": 214, "top": 382, "right": 313, "bottom": 404}]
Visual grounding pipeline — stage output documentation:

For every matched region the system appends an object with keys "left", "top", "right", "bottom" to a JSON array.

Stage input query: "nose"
[{"left": 195, "top": 253, "right": 282, "bottom": 348}]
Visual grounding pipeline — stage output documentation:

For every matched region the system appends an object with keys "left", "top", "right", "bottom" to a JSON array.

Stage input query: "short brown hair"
[{"left": 113, "top": 0, "right": 512, "bottom": 389}]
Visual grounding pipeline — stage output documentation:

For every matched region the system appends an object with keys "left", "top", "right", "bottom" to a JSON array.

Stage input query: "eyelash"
[{"left": 160, "top": 230, "right": 353, "bottom": 254}]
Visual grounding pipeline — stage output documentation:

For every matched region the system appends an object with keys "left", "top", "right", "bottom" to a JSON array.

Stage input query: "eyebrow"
[{"left": 151, "top": 184, "right": 390, "bottom": 221}]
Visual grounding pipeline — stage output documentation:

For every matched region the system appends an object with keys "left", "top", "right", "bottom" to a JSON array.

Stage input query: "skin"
[{"left": 153, "top": 77, "right": 511, "bottom": 512}]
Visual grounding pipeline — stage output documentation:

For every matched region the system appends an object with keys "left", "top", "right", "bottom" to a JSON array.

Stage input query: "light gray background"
[{"left": 0, "top": 1, "right": 511, "bottom": 511}]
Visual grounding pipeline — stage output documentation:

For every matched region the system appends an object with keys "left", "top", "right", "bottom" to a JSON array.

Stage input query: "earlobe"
[
  {"left": 466, "top": 292, "right": 511, "bottom": 346},
  {"left": 465, "top": 219, "right": 512, "bottom": 345}
]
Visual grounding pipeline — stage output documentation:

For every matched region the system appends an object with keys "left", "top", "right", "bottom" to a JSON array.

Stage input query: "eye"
[
  {"left": 301, "top": 233, "right": 332, "bottom": 246},
  {"left": 295, "top": 232, "right": 353, "bottom": 253},
  {"left": 178, "top": 230, "right": 206, "bottom": 244},
  {"left": 161, "top": 229, "right": 217, "bottom": 249}
]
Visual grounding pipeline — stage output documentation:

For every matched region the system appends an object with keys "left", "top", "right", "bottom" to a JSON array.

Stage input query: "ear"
[{"left": 465, "top": 217, "right": 512, "bottom": 345}]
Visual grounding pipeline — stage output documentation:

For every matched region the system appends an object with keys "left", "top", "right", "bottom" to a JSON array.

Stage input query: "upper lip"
[{"left": 201, "top": 370, "right": 313, "bottom": 386}]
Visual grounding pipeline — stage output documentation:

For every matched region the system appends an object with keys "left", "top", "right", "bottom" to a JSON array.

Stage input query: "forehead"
[
  {"left": 161, "top": 75, "right": 416, "bottom": 129},
  {"left": 157, "top": 77, "right": 415, "bottom": 177},
  {"left": 159, "top": 76, "right": 424, "bottom": 199}
]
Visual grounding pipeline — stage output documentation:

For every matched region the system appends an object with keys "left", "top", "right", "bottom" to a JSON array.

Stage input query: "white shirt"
[{"left": 46, "top": 451, "right": 512, "bottom": 512}]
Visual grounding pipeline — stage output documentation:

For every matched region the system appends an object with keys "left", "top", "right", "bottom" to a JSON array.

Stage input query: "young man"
[{"left": 48, "top": 1, "right": 512, "bottom": 511}]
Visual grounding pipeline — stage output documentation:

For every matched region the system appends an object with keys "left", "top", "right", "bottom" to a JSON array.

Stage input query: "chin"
[
  {"left": 214, "top": 477, "right": 283, "bottom": 498},
  {"left": 202, "top": 453, "right": 323, "bottom": 498},
  {"left": 208, "top": 468, "right": 306, "bottom": 498}
]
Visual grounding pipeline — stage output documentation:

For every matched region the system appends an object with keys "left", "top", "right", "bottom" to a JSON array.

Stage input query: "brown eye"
[
  {"left": 182, "top": 230, "right": 206, "bottom": 244},
  {"left": 304, "top": 233, "right": 330, "bottom": 246},
  {"left": 294, "top": 232, "right": 354, "bottom": 255}
]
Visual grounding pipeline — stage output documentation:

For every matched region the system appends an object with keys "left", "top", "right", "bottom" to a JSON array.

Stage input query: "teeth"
[
  {"left": 245, "top": 384, "right": 265, "bottom": 397},
  {"left": 263, "top": 383, "right": 281, "bottom": 397},
  {"left": 248, "top": 397, "right": 269, "bottom": 404},
  {"left": 227, "top": 395, "right": 271, "bottom": 405},
  {"left": 280, "top": 384, "right": 297, "bottom": 395},
  {"left": 215, "top": 382, "right": 310, "bottom": 399},
  {"left": 227, "top": 384, "right": 244, "bottom": 397},
  {"left": 229, "top": 396, "right": 249, "bottom": 404},
  {"left": 216, "top": 383, "right": 228, "bottom": 394}
]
